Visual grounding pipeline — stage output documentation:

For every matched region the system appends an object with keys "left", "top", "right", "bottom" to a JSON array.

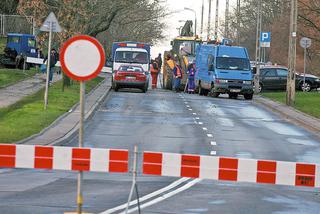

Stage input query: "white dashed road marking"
[
  {"left": 207, "top": 134, "right": 213, "bottom": 138},
  {"left": 202, "top": 127, "right": 208, "bottom": 131},
  {"left": 198, "top": 122, "right": 203, "bottom": 125},
  {"left": 210, "top": 151, "right": 217, "bottom": 155},
  {"left": 210, "top": 141, "right": 217, "bottom": 146}
]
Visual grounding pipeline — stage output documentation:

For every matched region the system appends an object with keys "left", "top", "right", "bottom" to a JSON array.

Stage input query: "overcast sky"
[{"left": 151, "top": 0, "right": 237, "bottom": 58}]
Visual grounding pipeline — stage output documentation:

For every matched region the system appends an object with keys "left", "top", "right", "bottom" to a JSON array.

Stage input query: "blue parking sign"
[
  {"left": 260, "top": 32, "right": 271, "bottom": 42},
  {"left": 260, "top": 32, "right": 271, "bottom": 47}
]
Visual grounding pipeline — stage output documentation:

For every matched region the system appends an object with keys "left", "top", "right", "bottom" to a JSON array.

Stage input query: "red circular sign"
[{"left": 60, "top": 35, "right": 105, "bottom": 81}]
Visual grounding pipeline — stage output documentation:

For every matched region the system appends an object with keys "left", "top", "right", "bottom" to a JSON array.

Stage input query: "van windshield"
[
  {"left": 115, "top": 51, "right": 148, "bottom": 64},
  {"left": 216, "top": 57, "right": 250, "bottom": 71}
]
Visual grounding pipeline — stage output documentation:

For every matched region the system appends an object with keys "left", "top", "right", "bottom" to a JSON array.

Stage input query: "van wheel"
[
  {"left": 114, "top": 85, "right": 119, "bottom": 92},
  {"left": 229, "top": 93, "right": 238, "bottom": 99},
  {"left": 199, "top": 83, "right": 209, "bottom": 96},
  {"left": 244, "top": 93, "right": 253, "bottom": 100}
]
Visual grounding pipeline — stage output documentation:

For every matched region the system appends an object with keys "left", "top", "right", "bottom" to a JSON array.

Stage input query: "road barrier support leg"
[{"left": 125, "top": 146, "right": 140, "bottom": 214}]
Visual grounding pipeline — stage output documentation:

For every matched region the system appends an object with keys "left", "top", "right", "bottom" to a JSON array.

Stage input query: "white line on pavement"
[
  {"left": 100, "top": 178, "right": 190, "bottom": 214},
  {"left": 193, "top": 113, "right": 197, "bottom": 115},
  {"left": 195, "top": 117, "right": 200, "bottom": 120},
  {"left": 189, "top": 109, "right": 193, "bottom": 111},
  {"left": 202, "top": 127, "right": 208, "bottom": 131},
  {"left": 207, "top": 134, "right": 213, "bottom": 138},
  {"left": 198, "top": 122, "right": 203, "bottom": 125},
  {"left": 210, "top": 151, "right": 217, "bottom": 155},
  {"left": 186, "top": 105, "right": 190, "bottom": 108},
  {"left": 119, "top": 179, "right": 202, "bottom": 214},
  {"left": 210, "top": 141, "right": 217, "bottom": 146}
]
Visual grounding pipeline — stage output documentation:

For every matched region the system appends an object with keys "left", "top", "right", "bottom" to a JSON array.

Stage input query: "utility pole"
[
  {"left": 237, "top": 0, "right": 241, "bottom": 45},
  {"left": 254, "top": 0, "right": 262, "bottom": 94},
  {"left": 286, "top": 0, "right": 298, "bottom": 106},
  {"left": 225, "top": 0, "right": 229, "bottom": 38},
  {"left": 207, "top": 0, "right": 212, "bottom": 39},
  {"left": 201, "top": 0, "right": 204, "bottom": 37},
  {"left": 214, "top": 0, "right": 219, "bottom": 39}
]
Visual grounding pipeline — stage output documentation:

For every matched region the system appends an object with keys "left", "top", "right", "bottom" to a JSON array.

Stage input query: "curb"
[
  {"left": 17, "top": 78, "right": 111, "bottom": 146},
  {"left": 254, "top": 96, "right": 320, "bottom": 139}
]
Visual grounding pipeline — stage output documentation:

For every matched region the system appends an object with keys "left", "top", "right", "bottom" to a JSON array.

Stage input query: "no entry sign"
[{"left": 60, "top": 35, "right": 105, "bottom": 81}]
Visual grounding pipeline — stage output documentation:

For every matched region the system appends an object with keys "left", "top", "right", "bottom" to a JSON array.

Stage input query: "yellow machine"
[{"left": 163, "top": 36, "right": 202, "bottom": 90}]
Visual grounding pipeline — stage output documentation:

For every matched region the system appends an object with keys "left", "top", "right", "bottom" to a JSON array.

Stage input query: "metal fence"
[{"left": 0, "top": 14, "right": 34, "bottom": 36}]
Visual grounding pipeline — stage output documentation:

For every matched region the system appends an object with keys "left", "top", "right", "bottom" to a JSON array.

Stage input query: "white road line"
[
  {"left": 198, "top": 122, "right": 203, "bottom": 125},
  {"left": 100, "top": 178, "right": 190, "bottom": 214},
  {"left": 193, "top": 113, "right": 197, "bottom": 115},
  {"left": 120, "top": 179, "right": 202, "bottom": 214},
  {"left": 210, "top": 151, "right": 217, "bottom": 155},
  {"left": 210, "top": 141, "right": 217, "bottom": 146},
  {"left": 202, "top": 127, "right": 208, "bottom": 131},
  {"left": 188, "top": 109, "right": 193, "bottom": 111},
  {"left": 186, "top": 105, "right": 190, "bottom": 108},
  {"left": 195, "top": 117, "right": 200, "bottom": 120},
  {"left": 207, "top": 134, "right": 213, "bottom": 138},
  {"left": 184, "top": 102, "right": 188, "bottom": 104}
]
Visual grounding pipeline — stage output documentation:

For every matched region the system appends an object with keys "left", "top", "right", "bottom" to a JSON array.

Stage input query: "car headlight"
[{"left": 243, "top": 81, "right": 252, "bottom": 85}]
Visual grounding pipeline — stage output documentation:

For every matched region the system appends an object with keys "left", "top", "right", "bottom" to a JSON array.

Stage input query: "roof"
[
  {"left": 259, "top": 65, "right": 288, "bottom": 69},
  {"left": 7, "top": 33, "right": 35, "bottom": 37},
  {"left": 217, "top": 46, "right": 248, "bottom": 58},
  {"left": 175, "top": 36, "right": 202, "bottom": 41}
]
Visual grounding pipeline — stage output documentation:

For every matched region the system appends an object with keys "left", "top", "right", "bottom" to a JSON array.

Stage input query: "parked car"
[
  {"left": 112, "top": 65, "right": 149, "bottom": 93},
  {"left": 255, "top": 65, "right": 320, "bottom": 92}
]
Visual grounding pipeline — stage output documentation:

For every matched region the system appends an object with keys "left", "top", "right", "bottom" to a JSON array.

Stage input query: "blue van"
[{"left": 195, "top": 44, "right": 253, "bottom": 100}]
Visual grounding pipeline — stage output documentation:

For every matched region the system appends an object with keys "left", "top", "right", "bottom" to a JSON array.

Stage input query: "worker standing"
[
  {"left": 150, "top": 59, "right": 159, "bottom": 89},
  {"left": 156, "top": 53, "right": 163, "bottom": 72},
  {"left": 187, "top": 62, "right": 196, "bottom": 94},
  {"left": 173, "top": 63, "right": 182, "bottom": 92}
]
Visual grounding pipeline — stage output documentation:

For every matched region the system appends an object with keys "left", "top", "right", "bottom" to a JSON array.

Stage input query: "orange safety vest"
[{"left": 175, "top": 65, "right": 182, "bottom": 78}]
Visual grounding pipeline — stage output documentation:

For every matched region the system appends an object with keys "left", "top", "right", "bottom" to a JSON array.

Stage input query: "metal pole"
[
  {"left": 77, "top": 81, "right": 85, "bottom": 214},
  {"left": 303, "top": 47, "right": 306, "bottom": 90},
  {"left": 194, "top": 11, "right": 197, "bottom": 37},
  {"left": 225, "top": 0, "right": 229, "bottom": 38},
  {"left": 214, "top": 0, "right": 219, "bottom": 38},
  {"left": 237, "top": 0, "right": 241, "bottom": 45},
  {"left": 32, "top": 17, "right": 35, "bottom": 36},
  {"left": 286, "top": 0, "right": 297, "bottom": 106},
  {"left": 254, "top": 0, "right": 262, "bottom": 94},
  {"left": 200, "top": 0, "right": 204, "bottom": 36},
  {"left": 44, "top": 22, "right": 52, "bottom": 110},
  {"left": 207, "top": 0, "right": 212, "bottom": 39},
  {"left": 125, "top": 145, "right": 138, "bottom": 214}
]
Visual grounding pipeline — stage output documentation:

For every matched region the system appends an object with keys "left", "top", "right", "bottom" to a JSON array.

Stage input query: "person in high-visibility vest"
[
  {"left": 173, "top": 64, "right": 182, "bottom": 92},
  {"left": 150, "top": 60, "right": 159, "bottom": 89},
  {"left": 187, "top": 62, "right": 196, "bottom": 94}
]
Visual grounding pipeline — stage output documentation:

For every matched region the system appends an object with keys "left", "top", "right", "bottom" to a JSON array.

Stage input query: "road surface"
[{"left": 0, "top": 88, "right": 319, "bottom": 213}]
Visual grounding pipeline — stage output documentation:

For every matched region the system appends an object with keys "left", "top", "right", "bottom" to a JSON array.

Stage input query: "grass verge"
[
  {"left": 0, "top": 68, "right": 37, "bottom": 88},
  {"left": 0, "top": 77, "right": 104, "bottom": 144},
  {"left": 262, "top": 91, "right": 320, "bottom": 119}
]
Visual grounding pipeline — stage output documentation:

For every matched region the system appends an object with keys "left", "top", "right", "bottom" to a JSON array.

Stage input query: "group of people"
[
  {"left": 150, "top": 53, "right": 162, "bottom": 89},
  {"left": 166, "top": 55, "right": 196, "bottom": 93}
]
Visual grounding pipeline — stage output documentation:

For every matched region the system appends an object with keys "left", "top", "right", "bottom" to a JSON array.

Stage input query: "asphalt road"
[{"left": 0, "top": 88, "right": 320, "bottom": 214}]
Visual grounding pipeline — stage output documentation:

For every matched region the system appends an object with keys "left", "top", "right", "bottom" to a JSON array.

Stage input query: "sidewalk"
[
  {"left": 0, "top": 73, "right": 62, "bottom": 108},
  {"left": 18, "top": 73, "right": 111, "bottom": 146},
  {"left": 255, "top": 96, "right": 320, "bottom": 139}
]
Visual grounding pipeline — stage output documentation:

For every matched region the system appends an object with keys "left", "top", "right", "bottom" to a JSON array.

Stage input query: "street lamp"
[{"left": 184, "top": 7, "right": 197, "bottom": 36}]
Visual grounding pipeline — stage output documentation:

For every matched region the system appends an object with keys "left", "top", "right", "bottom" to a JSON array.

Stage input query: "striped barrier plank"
[
  {"left": 0, "top": 144, "right": 128, "bottom": 173},
  {"left": 143, "top": 152, "right": 320, "bottom": 188}
]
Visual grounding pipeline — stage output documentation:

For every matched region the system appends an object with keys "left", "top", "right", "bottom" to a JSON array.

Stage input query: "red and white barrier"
[
  {"left": 0, "top": 144, "right": 128, "bottom": 173},
  {"left": 143, "top": 152, "right": 320, "bottom": 188}
]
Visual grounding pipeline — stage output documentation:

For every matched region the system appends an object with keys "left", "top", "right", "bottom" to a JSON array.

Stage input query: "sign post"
[
  {"left": 40, "top": 12, "right": 62, "bottom": 110},
  {"left": 60, "top": 35, "right": 105, "bottom": 214},
  {"left": 300, "top": 37, "right": 312, "bottom": 91}
]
